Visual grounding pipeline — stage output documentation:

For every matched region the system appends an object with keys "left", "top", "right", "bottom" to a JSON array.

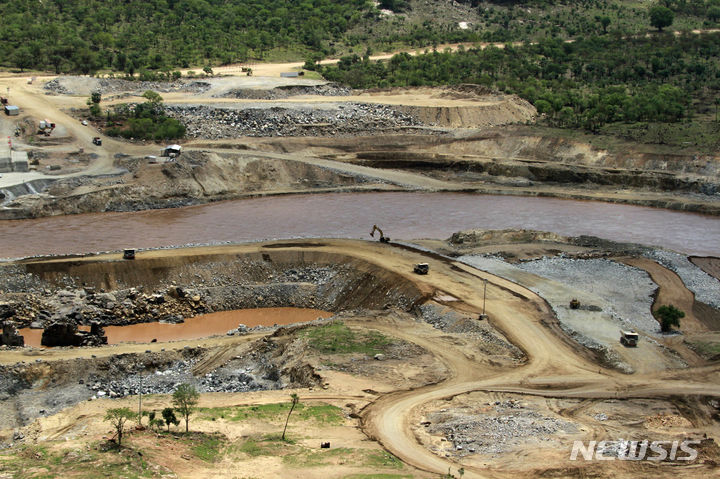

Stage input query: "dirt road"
[{"left": 8, "top": 240, "right": 719, "bottom": 478}]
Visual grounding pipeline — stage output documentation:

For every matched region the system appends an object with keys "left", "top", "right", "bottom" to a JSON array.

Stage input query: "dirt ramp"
[{"left": 397, "top": 96, "right": 535, "bottom": 128}]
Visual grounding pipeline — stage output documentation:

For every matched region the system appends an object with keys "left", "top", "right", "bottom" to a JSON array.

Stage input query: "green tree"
[
  {"left": 203, "top": 65, "right": 214, "bottom": 76},
  {"left": 655, "top": 304, "right": 684, "bottom": 332},
  {"left": 104, "top": 408, "right": 135, "bottom": 446},
  {"left": 708, "top": 6, "right": 720, "bottom": 22},
  {"left": 649, "top": 5, "right": 674, "bottom": 31},
  {"left": 598, "top": 16, "right": 611, "bottom": 34},
  {"left": 172, "top": 384, "right": 199, "bottom": 433},
  {"left": 141, "top": 90, "right": 163, "bottom": 104},
  {"left": 281, "top": 393, "right": 300, "bottom": 441},
  {"left": 162, "top": 407, "right": 179, "bottom": 432}
]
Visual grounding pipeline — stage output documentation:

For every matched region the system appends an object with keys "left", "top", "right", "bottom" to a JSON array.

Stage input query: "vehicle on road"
[{"left": 620, "top": 330, "right": 639, "bottom": 347}]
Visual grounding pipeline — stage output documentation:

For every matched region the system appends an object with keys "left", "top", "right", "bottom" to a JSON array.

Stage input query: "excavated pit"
[{"left": 2, "top": 245, "right": 428, "bottom": 334}]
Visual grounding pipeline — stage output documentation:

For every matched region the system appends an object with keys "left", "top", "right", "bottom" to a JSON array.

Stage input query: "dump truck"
[
  {"left": 620, "top": 330, "right": 639, "bottom": 347},
  {"left": 413, "top": 263, "right": 429, "bottom": 275},
  {"left": 92, "top": 137, "right": 102, "bottom": 146}
]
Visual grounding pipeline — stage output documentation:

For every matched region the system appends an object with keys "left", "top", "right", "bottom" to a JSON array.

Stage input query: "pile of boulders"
[
  {"left": 165, "top": 102, "right": 421, "bottom": 139},
  {"left": 220, "top": 83, "right": 351, "bottom": 100},
  {"left": 0, "top": 286, "right": 207, "bottom": 330},
  {"left": 1, "top": 322, "right": 24, "bottom": 347},
  {"left": 40, "top": 321, "right": 107, "bottom": 347},
  {"left": 425, "top": 398, "right": 579, "bottom": 457}
]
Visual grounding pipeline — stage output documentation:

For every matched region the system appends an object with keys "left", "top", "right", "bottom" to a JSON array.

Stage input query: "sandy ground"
[{"left": 1, "top": 239, "right": 719, "bottom": 479}]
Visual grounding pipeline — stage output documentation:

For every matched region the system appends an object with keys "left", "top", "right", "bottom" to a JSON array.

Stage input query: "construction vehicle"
[
  {"left": 37, "top": 120, "right": 56, "bottom": 136},
  {"left": 92, "top": 137, "right": 102, "bottom": 146},
  {"left": 0, "top": 97, "right": 7, "bottom": 105},
  {"left": 620, "top": 330, "right": 639, "bottom": 347},
  {"left": 370, "top": 224, "right": 390, "bottom": 243},
  {"left": 413, "top": 263, "right": 429, "bottom": 275},
  {"left": 123, "top": 249, "right": 136, "bottom": 260}
]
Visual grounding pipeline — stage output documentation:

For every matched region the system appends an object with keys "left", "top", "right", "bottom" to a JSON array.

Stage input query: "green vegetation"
[
  {"left": 1, "top": 0, "right": 717, "bottom": 74},
  {"left": 304, "top": 321, "right": 392, "bottom": 355},
  {"left": 322, "top": 32, "right": 720, "bottom": 144},
  {"left": 0, "top": 444, "right": 158, "bottom": 478},
  {"left": 655, "top": 304, "right": 685, "bottom": 332},
  {"left": 172, "top": 383, "right": 199, "bottom": 433},
  {"left": 0, "top": 0, "right": 374, "bottom": 73},
  {"left": 161, "top": 407, "right": 180, "bottom": 432},
  {"left": 105, "top": 91, "right": 185, "bottom": 141},
  {"left": 198, "top": 402, "right": 344, "bottom": 425},
  {"left": 104, "top": 407, "right": 136, "bottom": 447},
  {"left": 687, "top": 338, "right": 720, "bottom": 358},
  {"left": 179, "top": 432, "right": 227, "bottom": 462}
]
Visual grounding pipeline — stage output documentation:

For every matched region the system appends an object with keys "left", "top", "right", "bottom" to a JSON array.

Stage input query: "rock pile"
[
  {"left": 0, "top": 285, "right": 207, "bottom": 329},
  {"left": 44, "top": 77, "right": 210, "bottom": 96},
  {"left": 1, "top": 322, "right": 24, "bottom": 347},
  {"left": 426, "top": 399, "right": 578, "bottom": 457},
  {"left": 166, "top": 103, "right": 421, "bottom": 139},
  {"left": 40, "top": 321, "right": 107, "bottom": 347},
  {"left": 220, "top": 83, "right": 351, "bottom": 100}
]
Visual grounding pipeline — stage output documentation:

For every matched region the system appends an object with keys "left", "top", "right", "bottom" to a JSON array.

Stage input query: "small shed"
[
  {"left": 4, "top": 105, "right": 19, "bottom": 116},
  {"left": 280, "top": 72, "right": 299, "bottom": 78},
  {"left": 161, "top": 144, "right": 182, "bottom": 157}
]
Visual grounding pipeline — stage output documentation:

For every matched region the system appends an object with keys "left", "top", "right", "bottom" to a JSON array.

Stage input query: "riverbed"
[{"left": 2, "top": 192, "right": 720, "bottom": 257}]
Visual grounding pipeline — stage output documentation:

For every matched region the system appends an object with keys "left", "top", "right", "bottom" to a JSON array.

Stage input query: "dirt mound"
[{"left": 397, "top": 95, "right": 535, "bottom": 128}]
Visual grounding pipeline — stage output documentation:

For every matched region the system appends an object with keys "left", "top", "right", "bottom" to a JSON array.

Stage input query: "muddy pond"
[{"left": 19, "top": 307, "right": 333, "bottom": 347}]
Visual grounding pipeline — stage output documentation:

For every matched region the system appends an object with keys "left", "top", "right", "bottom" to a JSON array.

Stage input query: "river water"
[
  {"left": 1, "top": 192, "right": 719, "bottom": 257},
  {"left": 19, "top": 307, "right": 333, "bottom": 347}
]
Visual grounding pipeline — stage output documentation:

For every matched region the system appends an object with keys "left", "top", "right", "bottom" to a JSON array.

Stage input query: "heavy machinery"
[
  {"left": 413, "top": 263, "right": 429, "bottom": 274},
  {"left": 92, "top": 137, "right": 102, "bottom": 146},
  {"left": 620, "top": 330, "right": 639, "bottom": 347},
  {"left": 37, "top": 120, "right": 56, "bottom": 136},
  {"left": 370, "top": 224, "right": 390, "bottom": 243}
]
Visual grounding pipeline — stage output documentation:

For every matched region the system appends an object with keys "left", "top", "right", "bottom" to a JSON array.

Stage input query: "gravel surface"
[
  {"left": 515, "top": 257, "right": 659, "bottom": 333},
  {"left": 165, "top": 103, "right": 421, "bottom": 138},
  {"left": 426, "top": 398, "right": 579, "bottom": 457},
  {"left": 456, "top": 255, "right": 685, "bottom": 373},
  {"left": 645, "top": 249, "right": 720, "bottom": 309}
]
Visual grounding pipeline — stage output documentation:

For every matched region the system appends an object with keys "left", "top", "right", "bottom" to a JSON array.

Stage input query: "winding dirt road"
[{"left": 9, "top": 240, "right": 719, "bottom": 478}]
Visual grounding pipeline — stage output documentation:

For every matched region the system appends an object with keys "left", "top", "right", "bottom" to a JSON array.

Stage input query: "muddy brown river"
[
  {"left": 19, "top": 307, "right": 333, "bottom": 347},
  {"left": 2, "top": 192, "right": 720, "bottom": 257}
]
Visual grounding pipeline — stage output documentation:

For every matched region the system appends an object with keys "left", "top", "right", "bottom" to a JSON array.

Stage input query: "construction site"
[{"left": 0, "top": 63, "right": 719, "bottom": 479}]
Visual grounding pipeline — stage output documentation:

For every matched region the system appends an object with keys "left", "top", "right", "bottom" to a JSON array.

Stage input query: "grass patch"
[
  {"left": 688, "top": 340, "right": 720, "bottom": 359},
  {"left": 282, "top": 447, "right": 355, "bottom": 467},
  {"left": 0, "top": 443, "right": 159, "bottom": 478},
  {"left": 199, "top": 402, "right": 343, "bottom": 425},
  {"left": 304, "top": 321, "right": 392, "bottom": 355},
  {"left": 234, "top": 434, "right": 296, "bottom": 458},
  {"left": 364, "top": 451, "right": 405, "bottom": 469}
]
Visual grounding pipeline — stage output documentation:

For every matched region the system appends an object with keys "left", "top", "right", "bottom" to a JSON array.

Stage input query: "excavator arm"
[{"left": 370, "top": 225, "right": 390, "bottom": 243}]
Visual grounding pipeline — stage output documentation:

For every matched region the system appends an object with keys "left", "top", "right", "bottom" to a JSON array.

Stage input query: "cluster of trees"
[
  {"left": 104, "top": 384, "right": 303, "bottom": 449},
  {"left": 0, "top": 0, "right": 372, "bottom": 73},
  {"left": 104, "top": 383, "right": 198, "bottom": 446},
  {"left": 322, "top": 32, "right": 720, "bottom": 130},
  {"left": 103, "top": 91, "right": 185, "bottom": 140}
]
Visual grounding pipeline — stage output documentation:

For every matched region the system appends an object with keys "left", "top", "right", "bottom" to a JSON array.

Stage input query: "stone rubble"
[
  {"left": 165, "top": 103, "right": 421, "bottom": 139},
  {"left": 645, "top": 249, "right": 720, "bottom": 309}
]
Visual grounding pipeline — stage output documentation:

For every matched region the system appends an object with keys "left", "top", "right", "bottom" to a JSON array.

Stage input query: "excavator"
[{"left": 370, "top": 224, "right": 390, "bottom": 243}]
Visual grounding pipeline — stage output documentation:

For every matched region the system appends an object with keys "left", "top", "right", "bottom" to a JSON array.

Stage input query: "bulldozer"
[{"left": 370, "top": 224, "right": 390, "bottom": 243}]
